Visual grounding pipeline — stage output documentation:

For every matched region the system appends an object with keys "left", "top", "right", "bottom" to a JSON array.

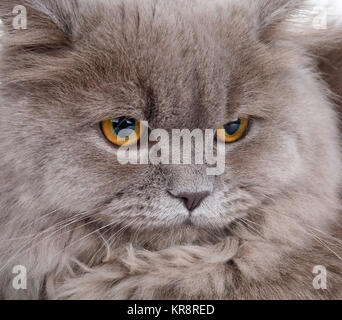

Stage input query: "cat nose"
[{"left": 176, "top": 192, "right": 210, "bottom": 212}]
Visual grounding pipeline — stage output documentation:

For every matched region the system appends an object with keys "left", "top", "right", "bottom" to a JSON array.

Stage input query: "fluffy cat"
[{"left": 0, "top": 0, "right": 342, "bottom": 299}]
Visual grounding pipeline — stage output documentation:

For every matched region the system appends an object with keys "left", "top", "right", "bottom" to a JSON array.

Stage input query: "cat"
[{"left": 0, "top": 0, "right": 341, "bottom": 300}]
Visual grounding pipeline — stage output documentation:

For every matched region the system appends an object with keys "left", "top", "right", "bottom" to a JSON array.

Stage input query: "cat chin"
[
  {"left": 151, "top": 214, "right": 238, "bottom": 234},
  {"left": 180, "top": 216, "right": 235, "bottom": 230},
  {"left": 122, "top": 220, "right": 233, "bottom": 250}
]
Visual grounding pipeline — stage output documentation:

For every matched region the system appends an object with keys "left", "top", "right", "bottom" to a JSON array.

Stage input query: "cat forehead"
[
  {"left": 76, "top": 40, "right": 284, "bottom": 127},
  {"left": 1, "top": 0, "right": 300, "bottom": 127},
  {"left": 67, "top": 8, "right": 270, "bottom": 119},
  {"left": 48, "top": 24, "right": 287, "bottom": 130}
]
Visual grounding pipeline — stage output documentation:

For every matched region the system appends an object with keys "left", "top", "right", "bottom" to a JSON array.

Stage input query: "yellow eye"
[
  {"left": 217, "top": 117, "right": 249, "bottom": 143},
  {"left": 101, "top": 117, "right": 143, "bottom": 146}
]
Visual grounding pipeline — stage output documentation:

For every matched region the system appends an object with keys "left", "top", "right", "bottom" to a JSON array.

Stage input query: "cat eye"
[
  {"left": 217, "top": 117, "right": 249, "bottom": 143},
  {"left": 101, "top": 116, "right": 143, "bottom": 146}
]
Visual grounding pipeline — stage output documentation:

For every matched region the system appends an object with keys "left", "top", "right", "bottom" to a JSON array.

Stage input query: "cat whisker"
[
  {"left": 0, "top": 205, "right": 109, "bottom": 274},
  {"left": 89, "top": 217, "right": 141, "bottom": 265},
  {"left": 250, "top": 206, "right": 342, "bottom": 261},
  {"left": 237, "top": 217, "right": 267, "bottom": 240},
  {"left": 309, "top": 226, "right": 342, "bottom": 246},
  {"left": 310, "top": 232, "right": 342, "bottom": 261},
  {"left": 0, "top": 212, "right": 87, "bottom": 246},
  {"left": 52, "top": 219, "right": 126, "bottom": 261},
  {"left": 0, "top": 216, "right": 88, "bottom": 274}
]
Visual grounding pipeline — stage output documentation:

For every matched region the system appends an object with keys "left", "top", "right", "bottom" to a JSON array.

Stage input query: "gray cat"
[{"left": 0, "top": 0, "right": 341, "bottom": 299}]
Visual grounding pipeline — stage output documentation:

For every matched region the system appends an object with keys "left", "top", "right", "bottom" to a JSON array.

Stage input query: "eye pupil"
[
  {"left": 102, "top": 116, "right": 142, "bottom": 147},
  {"left": 112, "top": 117, "right": 136, "bottom": 138},
  {"left": 224, "top": 119, "right": 241, "bottom": 136},
  {"left": 216, "top": 117, "right": 249, "bottom": 144}
]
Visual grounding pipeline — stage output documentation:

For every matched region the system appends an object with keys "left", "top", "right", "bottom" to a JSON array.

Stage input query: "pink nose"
[{"left": 176, "top": 192, "right": 210, "bottom": 211}]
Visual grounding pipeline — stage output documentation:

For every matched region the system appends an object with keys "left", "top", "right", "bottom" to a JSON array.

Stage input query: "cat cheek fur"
[{"left": 0, "top": 0, "right": 342, "bottom": 300}]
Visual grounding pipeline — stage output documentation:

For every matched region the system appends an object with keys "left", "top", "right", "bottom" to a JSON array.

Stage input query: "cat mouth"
[{"left": 184, "top": 217, "right": 194, "bottom": 227}]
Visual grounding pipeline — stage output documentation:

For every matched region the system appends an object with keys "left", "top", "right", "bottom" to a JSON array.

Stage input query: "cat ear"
[
  {"left": 0, "top": 0, "right": 82, "bottom": 85},
  {"left": 268, "top": 3, "right": 342, "bottom": 106},
  {"left": 0, "top": 0, "right": 79, "bottom": 50},
  {"left": 303, "top": 21, "right": 342, "bottom": 115},
  {"left": 249, "top": 0, "right": 303, "bottom": 41}
]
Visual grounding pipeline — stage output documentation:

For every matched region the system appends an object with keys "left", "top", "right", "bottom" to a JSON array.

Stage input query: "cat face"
[{"left": 0, "top": 0, "right": 340, "bottom": 234}]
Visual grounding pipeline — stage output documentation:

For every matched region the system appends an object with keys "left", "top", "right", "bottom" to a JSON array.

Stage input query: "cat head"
[{"left": 0, "top": 0, "right": 341, "bottom": 235}]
